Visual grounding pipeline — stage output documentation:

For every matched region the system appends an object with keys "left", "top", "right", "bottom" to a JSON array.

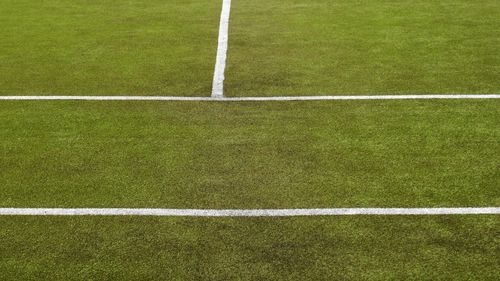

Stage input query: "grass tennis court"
[
  {"left": 1, "top": 0, "right": 499, "bottom": 279},
  {"left": 2, "top": 0, "right": 499, "bottom": 97}
]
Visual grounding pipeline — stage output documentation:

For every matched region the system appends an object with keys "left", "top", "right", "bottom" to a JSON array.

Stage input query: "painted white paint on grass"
[
  {"left": 0, "top": 96, "right": 215, "bottom": 101},
  {"left": 1, "top": 94, "right": 499, "bottom": 101},
  {"left": 211, "top": 0, "right": 232, "bottom": 98},
  {"left": 0, "top": 208, "right": 499, "bottom": 217},
  {"left": 224, "top": 94, "right": 500, "bottom": 101}
]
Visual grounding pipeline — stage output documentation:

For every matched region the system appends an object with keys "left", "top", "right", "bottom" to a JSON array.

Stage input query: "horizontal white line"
[
  {"left": 0, "top": 95, "right": 499, "bottom": 101},
  {"left": 0, "top": 208, "right": 498, "bottom": 217}
]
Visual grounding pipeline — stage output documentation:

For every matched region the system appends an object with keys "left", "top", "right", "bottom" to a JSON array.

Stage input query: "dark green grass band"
[{"left": 1, "top": 216, "right": 498, "bottom": 280}]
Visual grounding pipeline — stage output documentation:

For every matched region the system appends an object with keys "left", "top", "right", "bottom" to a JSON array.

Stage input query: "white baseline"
[
  {"left": 0, "top": 208, "right": 499, "bottom": 217},
  {"left": 211, "top": 0, "right": 232, "bottom": 98},
  {"left": 1, "top": 94, "right": 499, "bottom": 101}
]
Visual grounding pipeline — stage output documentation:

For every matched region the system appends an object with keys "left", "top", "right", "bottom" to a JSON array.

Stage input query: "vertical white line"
[{"left": 211, "top": 0, "right": 232, "bottom": 98}]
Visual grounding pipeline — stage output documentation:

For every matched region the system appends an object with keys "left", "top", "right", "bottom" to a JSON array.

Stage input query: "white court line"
[
  {"left": 1, "top": 94, "right": 499, "bottom": 101},
  {"left": 0, "top": 208, "right": 499, "bottom": 216},
  {"left": 211, "top": 0, "right": 232, "bottom": 98}
]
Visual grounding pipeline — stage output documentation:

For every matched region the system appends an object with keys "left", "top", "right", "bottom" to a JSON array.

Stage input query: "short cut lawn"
[
  {"left": 0, "top": 216, "right": 498, "bottom": 280},
  {"left": 1, "top": 101, "right": 498, "bottom": 208},
  {"left": 225, "top": 0, "right": 500, "bottom": 96},
  {"left": 0, "top": 0, "right": 220, "bottom": 96}
]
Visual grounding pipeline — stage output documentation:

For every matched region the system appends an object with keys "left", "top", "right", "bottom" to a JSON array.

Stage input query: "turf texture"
[
  {"left": 0, "top": 216, "right": 498, "bottom": 280},
  {"left": 1, "top": 0, "right": 499, "bottom": 279},
  {"left": 1, "top": 101, "right": 498, "bottom": 208},
  {"left": 225, "top": 0, "right": 500, "bottom": 96},
  {"left": 0, "top": 0, "right": 220, "bottom": 96},
  {"left": 3, "top": 0, "right": 499, "bottom": 97}
]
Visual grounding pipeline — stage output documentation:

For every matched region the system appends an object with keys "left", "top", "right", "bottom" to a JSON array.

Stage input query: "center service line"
[
  {"left": 0, "top": 208, "right": 499, "bottom": 216},
  {"left": 211, "top": 0, "right": 232, "bottom": 98}
]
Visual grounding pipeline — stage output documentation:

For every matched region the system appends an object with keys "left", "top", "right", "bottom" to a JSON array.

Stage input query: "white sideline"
[
  {"left": 211, "top": 0, "right": 232, "bottom": 98},
  {"left": 0, "top": 208, "right": 499, "bottom": 216},
  {"left": 1, "top": 94, "right": 499, "bottom": 101}
]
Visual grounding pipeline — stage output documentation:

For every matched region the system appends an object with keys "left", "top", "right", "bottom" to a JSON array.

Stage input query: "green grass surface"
[
  {"left": 1, "top": 1, "right": 499, "bottom": 279},
  {"left": 1, "top": 101, "right": 498, "bottom": 208},
  {"left": 0, "top": 0, "right": 220, "bottom": 96},
  {"left": 0, "top": 216, "right": 498, "bottom": 280},
  {"left": 226, "top": 0, "right": 500, "bottom": 96}
]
